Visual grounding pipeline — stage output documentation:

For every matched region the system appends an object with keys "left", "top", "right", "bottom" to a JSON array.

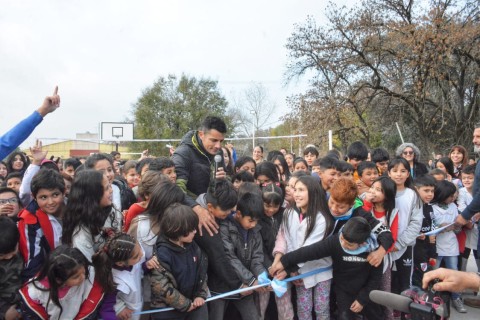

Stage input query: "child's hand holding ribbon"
[{"left": 268, "top": 260, "right": 285, "bottom": 277}]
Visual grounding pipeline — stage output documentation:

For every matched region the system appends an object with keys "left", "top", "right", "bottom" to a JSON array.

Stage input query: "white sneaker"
[{"left": 452, "top": 298, "right": 467, "bottom": 313}]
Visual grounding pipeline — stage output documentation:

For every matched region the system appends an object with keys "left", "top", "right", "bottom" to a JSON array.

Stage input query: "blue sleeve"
[
  {"left": 232, "top": 148, "right": 237, "bottom": 163},
  {"left": 0, "top": 111, "right": 43, "bottom": 159},
  {"left": 461, "top": 194, "right": 480, "bottom": 220},
  {"left": 461, "top": 164, "right": 480, "bottom": 220}
]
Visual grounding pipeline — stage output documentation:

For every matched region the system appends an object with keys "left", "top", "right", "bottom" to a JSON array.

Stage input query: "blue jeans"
[{"left": 435, "top": 256, "right": 460, "bottom": 300}]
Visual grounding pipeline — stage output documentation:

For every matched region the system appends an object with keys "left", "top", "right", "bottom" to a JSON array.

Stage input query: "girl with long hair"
[
  {"left": 363, "top": 176, "right": 398, "bottom": 319},
  {"left": 271, "top": 155, "right": 291, "bottom": 182},
  {"left": 273, "top": 175, "right": 334, "bottom": 320},
  {"left": 436, "top": 156, "right": 462, "bottom": 187},
  {"left": 449, "top": 145, "right": 468, "bottom": 179},
  {"left": 222, "top": 146, "right": 234, "bottom": 177},
  {"left": 62, "top": 169, "right": 117, "bottom": 261},
  {"left": 387, "top": 158, "right": 423, "bottom": 302},
  {"left": 20, "top": 246, "right": 103, "bottom": 320},
  {"left": 6, "top": 152, "right": 29, "bottom": 177}
]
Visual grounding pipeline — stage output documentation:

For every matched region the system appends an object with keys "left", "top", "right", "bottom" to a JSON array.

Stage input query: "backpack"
[{"left": 112, "top": 179, "right": 137, "bottom": 211}]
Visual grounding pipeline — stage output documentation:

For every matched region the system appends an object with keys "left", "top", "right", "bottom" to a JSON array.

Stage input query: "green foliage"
[
  {"left": 130, "top": 74, "right": 230, "bottom": 156},
  {"left": 266, "top": 123, "right": 295, "bottom": 152}
]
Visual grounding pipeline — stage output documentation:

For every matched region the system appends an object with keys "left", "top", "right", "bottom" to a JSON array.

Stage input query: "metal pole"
[
  {"left": 252, "top": 121, "right": 255, "bottom": 150},
  {"left": 299, "top": 136, "right": 302, "bottom": 156},
  {"left": 251, "top": 111, "right": 256, "bottom": 150},
  {"left": 328, "top": 130, "right": 332, "bottom": 150},
  {"left": 395, "top": 122, "right": 405, "bottom": 144}
]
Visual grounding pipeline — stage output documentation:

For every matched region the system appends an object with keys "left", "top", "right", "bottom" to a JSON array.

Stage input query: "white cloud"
[{"left": 0, "top": 0, "right": 355, "bottom": 150}]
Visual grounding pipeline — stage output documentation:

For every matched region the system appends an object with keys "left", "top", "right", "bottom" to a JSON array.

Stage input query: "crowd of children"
[{"left": 0, "top": 136, "right": 479, "bottom": 320}]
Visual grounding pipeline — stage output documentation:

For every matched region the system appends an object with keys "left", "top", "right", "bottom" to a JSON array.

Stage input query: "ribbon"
[{"left": 134, "top": 266, "right": 332, "bottom": 315}]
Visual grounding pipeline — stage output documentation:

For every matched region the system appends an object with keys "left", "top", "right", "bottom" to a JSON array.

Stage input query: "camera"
[
  {"left": 401, "top": 280, "right": 449, "bottom": 319},
  {"left": 370, "top": 279, "right": 449, "bottom": 320}
]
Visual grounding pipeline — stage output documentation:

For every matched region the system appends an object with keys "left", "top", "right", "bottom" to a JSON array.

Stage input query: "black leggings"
[{"left": 391, "top": 246, "right": 414, "bottom": 294}]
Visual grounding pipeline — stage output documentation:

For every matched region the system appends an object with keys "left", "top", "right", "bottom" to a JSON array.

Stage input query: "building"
[{"left": 22, "top": 132, "right": 132, "bottom": 160}]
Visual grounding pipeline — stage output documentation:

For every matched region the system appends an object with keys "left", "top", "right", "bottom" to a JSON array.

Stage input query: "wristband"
[{"left": 247, "top": 277, "right": 256, "bottom": 287}]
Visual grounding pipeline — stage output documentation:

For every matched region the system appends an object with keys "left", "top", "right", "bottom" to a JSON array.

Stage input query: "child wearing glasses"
[{"left": 0, "top": 187, "right": 22, "bottom": 221}]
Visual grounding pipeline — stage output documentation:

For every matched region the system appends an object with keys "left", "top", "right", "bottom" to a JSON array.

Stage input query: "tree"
[
  {"left": 130, "top": 74, "right": 231, "bottom": 156},
  {"left": 284, "top": 0, "right": 480, "bottom": 157},
  {"left": 230, "top": 82, "right": 277, "bottom": 137}
]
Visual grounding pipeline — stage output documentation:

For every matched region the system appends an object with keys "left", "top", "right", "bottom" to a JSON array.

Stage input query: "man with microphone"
[{"left": 172, "top": 116, "right": 227, "bottom": 236}]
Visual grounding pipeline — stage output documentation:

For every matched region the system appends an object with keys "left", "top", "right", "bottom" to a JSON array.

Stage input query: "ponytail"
[{"left": 92, "top": 232, "right": 137, "bottom": 293}]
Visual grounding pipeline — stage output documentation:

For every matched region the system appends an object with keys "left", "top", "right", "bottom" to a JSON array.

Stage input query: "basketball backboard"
[{"left": 100, "top": 122, "right": 134, "bottom": 141}]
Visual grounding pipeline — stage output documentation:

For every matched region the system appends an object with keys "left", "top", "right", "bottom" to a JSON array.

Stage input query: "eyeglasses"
[
  {"left": 403, "top": 151, "right": 414, "bottom": 155},
  {"left": 0, "top": 197, "right": 19, "bottom": 205}
]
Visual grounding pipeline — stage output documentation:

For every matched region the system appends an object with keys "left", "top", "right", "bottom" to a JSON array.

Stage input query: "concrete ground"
[{"left": 449, "top": 253, "right": 480, "bottom": 319}]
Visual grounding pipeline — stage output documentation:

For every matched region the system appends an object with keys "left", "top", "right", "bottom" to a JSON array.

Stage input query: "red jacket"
[
  {"left": 19, "top": 276, "right": 104, "bottom": 320},
  {"left": 17, "top": 201, "right": 56, "bottom": 282}
]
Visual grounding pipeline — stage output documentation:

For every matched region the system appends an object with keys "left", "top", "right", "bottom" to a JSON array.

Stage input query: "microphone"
[
  {"left": 213, "top": 151, "right": 223, "bottom": 180},
  {"left": 369, "top": 290, "right": 445, "bottom": 318},
  {"left": 369, "top": 291, "right": 411, "bottom": 313}
]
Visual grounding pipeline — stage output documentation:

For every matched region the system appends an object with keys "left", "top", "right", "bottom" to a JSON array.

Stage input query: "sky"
[{"left": 0, "top": 0, "right": 355, "bottom": 149}]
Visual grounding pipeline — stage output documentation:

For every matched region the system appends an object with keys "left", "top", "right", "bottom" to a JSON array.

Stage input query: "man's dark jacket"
[{"left": 172, "top": 130, "right": 224, "bottom": 207}]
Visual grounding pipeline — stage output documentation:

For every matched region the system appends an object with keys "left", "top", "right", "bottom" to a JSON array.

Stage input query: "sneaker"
[{"left": 452, "top": 298, "right": 467, "bottom": 313}]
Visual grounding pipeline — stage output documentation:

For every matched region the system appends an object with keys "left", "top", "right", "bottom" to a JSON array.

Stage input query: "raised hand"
[
  {"left": 29, "top": 139, "right": 48, "bottom": 165},
  {"left": 37, "top": 86, "right": 60, "bottom": 117}
]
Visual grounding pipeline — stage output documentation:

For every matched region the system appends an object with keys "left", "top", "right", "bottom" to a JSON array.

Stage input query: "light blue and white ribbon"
[{"left": 134, "top": 266, "right": 332, "bottom": 315}]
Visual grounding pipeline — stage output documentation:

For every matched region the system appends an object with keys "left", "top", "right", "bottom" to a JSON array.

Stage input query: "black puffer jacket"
[
  {"left": 151, "top": 235, "right": 208, "bottom": 312},
  {"left": 172, "top": 131, "right": 224, "bottom": 207}
]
